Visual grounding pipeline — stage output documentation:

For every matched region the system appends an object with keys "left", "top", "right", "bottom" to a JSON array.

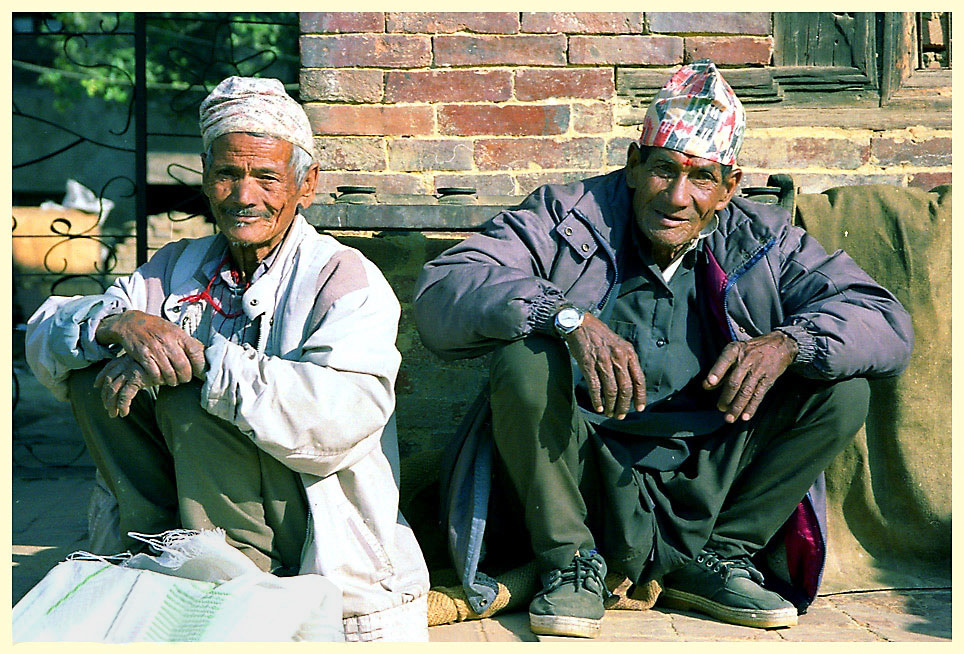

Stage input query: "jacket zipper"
[
  {"left": 597, "top": 267, "right": 620, "bottom": 312},
  {"left": 300, "top": 502, "right": 312, "bottom": 571},
  {"left": 720, "top": 236, "right": 777, "bottom": 340},
  {"left": 256, "top": 313, "right": 271, "bottom": 353},
  {"left": 570, "top": 208, "right": 620, "bottom": 312}
]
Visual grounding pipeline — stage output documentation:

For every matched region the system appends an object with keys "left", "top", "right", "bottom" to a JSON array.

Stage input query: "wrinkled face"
[
  {"left": 626, "top": 146, "right": 741, "bottom": 263},
  {"left": 202, "top": 132, "right": 315, "bottom": 253}
]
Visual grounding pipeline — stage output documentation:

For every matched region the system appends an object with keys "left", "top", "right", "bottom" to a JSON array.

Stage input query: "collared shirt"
[
  {"left": 657, "top": 214, "right": 719, "bottom": 283},
  {"left": 192, "top": 244, "right": 282, "bottom": 348},
  {"left": 576, "top": 217, "right": 727, "bottom": 444}
]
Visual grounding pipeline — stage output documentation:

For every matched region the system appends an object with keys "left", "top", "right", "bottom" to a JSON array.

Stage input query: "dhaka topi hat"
[
  {"left": 199, "top": 76, "right": 314, "bottom": 157},
  {"left": 639, "top": 60, "right": 745, "bottom": 166}
]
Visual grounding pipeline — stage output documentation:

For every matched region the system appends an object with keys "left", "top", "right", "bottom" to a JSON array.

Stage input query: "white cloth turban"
[{"left": 199, "top": 76, "right": 314, "bottom": 157}]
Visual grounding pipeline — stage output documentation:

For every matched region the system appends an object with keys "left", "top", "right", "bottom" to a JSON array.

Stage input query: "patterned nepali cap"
[
  {"left": 639, "top": 60, "right": 745, "bottom": 166},
  {"left": 199, "top": 76, "right": 314, "bottom": 157}
]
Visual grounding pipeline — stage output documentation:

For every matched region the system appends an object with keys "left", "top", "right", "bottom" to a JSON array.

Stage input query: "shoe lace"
[
  {"left": 542, "top": 551, "right": 607, "bottom": 596},
  {"left": 695, "top": 550, "right": 765, "bottom": 584}
]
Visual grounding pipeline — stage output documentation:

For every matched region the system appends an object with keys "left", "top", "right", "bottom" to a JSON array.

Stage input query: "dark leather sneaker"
[
  {"left": 529, "top": 550, "right": 610, "bottom": 638},
  {"left": 659, "top": 550, "right": 798, "bottom": 629}
]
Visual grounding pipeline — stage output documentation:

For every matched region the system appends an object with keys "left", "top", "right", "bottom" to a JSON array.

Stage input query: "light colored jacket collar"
[
  {"left": 171, "top": 214, "right": 313, "bottom": 323},
  {"left": 240, "top": 215, "right": 309, "bottom": 322}
]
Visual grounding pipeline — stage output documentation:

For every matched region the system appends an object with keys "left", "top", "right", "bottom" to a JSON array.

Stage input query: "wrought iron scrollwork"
[
  {"left": 13, "top": 10, "right": 137, "bottom": 299},
  {"left": 164, "top": 162, "right": 206, "bottom": 223},
  {"left": 60, "top": 34, "right": 136, "bottom": 136}
]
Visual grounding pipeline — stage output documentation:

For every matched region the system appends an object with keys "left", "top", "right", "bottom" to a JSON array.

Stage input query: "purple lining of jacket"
[{"left": 700, "top": 245, "right": 826, "bottom": 606}]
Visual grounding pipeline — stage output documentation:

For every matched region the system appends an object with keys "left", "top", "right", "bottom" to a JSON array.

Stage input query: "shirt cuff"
[
  {"left": 200, "top": 332, "right": 231, "bottom": 407},
  {"left": 79, "top": 299, "right": 126, "bottom": 361}
]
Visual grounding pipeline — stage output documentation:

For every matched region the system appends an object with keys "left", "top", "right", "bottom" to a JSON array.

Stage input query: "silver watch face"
[{"left": 556, "top": 307, "right": 582, "bottom": 332}]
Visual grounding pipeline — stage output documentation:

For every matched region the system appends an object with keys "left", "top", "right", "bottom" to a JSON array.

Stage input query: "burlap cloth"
[
  {"left": 794, "top": 184, "right": 951, "bottom": 593},
  {"left": 401, "top": 183, "right": 951, "bottom": 625}
]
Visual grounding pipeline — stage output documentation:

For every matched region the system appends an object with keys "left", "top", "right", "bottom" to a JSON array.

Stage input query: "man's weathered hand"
[
  {"left": 95, "top": 310, "right": 205, "bottom": 386},
  {"left": 563, "top": 313, "right": 646, "bottom": 419},
  {"left": 703, "top": 330, "right": 798, "bottom": 423},
  {"left": 94, "top": 355, "right": 153, "bottom": 418}
]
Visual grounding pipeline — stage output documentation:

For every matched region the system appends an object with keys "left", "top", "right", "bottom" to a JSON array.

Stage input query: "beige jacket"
[{"left": 26, "top": 215, "right": 430, "bottom": 641}]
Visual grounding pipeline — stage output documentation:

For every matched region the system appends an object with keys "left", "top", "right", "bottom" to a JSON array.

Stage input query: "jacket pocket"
[
  {"left": 337, "top": 496, "right": 395, "bottom": 585},
  {"left": 555, "top": 214, "right": 598, "bottom": 260}
]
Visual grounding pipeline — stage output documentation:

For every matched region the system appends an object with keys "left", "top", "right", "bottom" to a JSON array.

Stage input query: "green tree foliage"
[{"left": 33, "top": 12, "right": 298, "bottom": 108}]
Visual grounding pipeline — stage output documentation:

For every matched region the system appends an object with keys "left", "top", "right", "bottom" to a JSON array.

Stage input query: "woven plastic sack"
[{"left": 13, "top": 529, "right": 343, "bottom": 642}]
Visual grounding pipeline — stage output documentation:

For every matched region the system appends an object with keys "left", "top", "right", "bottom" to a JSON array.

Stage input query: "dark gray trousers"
[{"left": 486, "top": 335, "right": 869, "bottom": 584}]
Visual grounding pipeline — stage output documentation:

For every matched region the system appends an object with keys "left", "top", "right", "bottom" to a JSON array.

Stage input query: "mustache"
[{"left": 218, "top": 207, "right": 273, "bottom": 220}]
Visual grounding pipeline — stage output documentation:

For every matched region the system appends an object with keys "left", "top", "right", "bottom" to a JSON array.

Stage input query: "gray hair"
[
  {"left": 287, "top": 144, "right": 314, "bottom": 187},
  {"left": 204, "top": 132, "right": 315, "bottom": 187}
]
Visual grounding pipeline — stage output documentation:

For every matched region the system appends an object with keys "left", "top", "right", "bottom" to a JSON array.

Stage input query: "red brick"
[
  {"left": 388, "top": 139, "right": 474, "bottom": 171},
  {"left": 474, "top": 138, "right": 605, "bottom": 170},
  {"left": 312, "top": 137, "right": 385, "bottom": 171},
  {"left": 515, "top": 68, "right": 614, "bottom": 100},
  {"left": 573, "top": 103, "right": 613, "bottom": 134},
  {"left": 569, "top": 35, "right": 682, "bottom": 65},
  {"left": 521, "top": 12, "right": 644, "bottom": 34},
  {"left": 685, "top": 36, "right": 772, "bottom": 66},
  {"left": 606, "top": 136, "right": 638, "bottom": 166},
  {"left": 300, "top": 12, "right": 384, "bottom": 33},
  {"left": 301, "top": 34, "right": 431, "bottom": 68},
  {"left": 646, "top": 12, "right": 771, "bottom": 35},
  {"left": 433, "top": 173, "right": 517, "bottom": 195},
  {"left": 791, "top": 173, "right": 906, "bottom": 195},
  {"left": 737, "top": 170, "right": 776, "bottom": 193},
  {"left": 300, "top": 69, "right": 383, "bottom": 103},
  {"left": 439, "top": 104, "right": 569, "bottom": 137},
  {"left": 907, "top": 172, "right": 952, "bottom": 190},
  {"left": 433, "top": 34, "right": 567, "bottom": 66},
  {"left": 306, "top": 104, "right": 434, "bottom": 136},
  {"left": 516, "top": 171, "right": 603, "bottom": 194},
  {"left": 737, "top": 171, "right": 771, "bottom": 189},
  {"left": 386, "top": 12, "right": 519, "bottom": 34},
  {"left": 739, "top": 170, "right": 779, "bottom": 189},
  {"left": 315, "top": 172, "right": 427, "bottom": 196},
  {"left": 385, "top": 69, "right": 511, "bottom": 103},
  {"left": 740, "top": 136, "right": 869, "bottom": 170},
  {"left": 872, "top": 135, "right": 952, "bottom": 167}
]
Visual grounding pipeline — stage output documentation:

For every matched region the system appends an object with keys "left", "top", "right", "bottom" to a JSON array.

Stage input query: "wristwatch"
[{"left": 553, "top": 305, "right": 585, "bottom": 336}]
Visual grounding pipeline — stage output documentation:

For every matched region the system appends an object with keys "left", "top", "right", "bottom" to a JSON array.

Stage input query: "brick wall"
[
  {"left": 300, "top": 12, "right": 951, "bottom": 197},
  {"left": 298, "top": 12, "right": 952, "bottom": 458}
]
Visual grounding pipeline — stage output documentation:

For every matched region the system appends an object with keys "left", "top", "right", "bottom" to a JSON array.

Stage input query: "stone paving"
[
  {"left": 427, "top": 589, "right": 953, "bottom": 642},
  {"left": 11, "top": 358, "right": 952, "bottom": 642}
]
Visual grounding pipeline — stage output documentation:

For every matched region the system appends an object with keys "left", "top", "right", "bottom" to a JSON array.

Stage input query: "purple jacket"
[{"left": 413, "top": 169, "right": 913, "bottom": 613}]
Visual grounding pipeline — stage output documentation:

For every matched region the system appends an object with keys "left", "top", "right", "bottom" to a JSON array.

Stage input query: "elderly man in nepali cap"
[
  {"left": 413, "top": 60, "right": 912, "bottom": 637},
  {"left": 26, "top": 76, "right": 430, "bottom": 641}
]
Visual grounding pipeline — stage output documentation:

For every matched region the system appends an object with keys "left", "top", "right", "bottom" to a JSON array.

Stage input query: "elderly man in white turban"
[{"left": 26, "top": 76, "right": 430, "bottom": 641}]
